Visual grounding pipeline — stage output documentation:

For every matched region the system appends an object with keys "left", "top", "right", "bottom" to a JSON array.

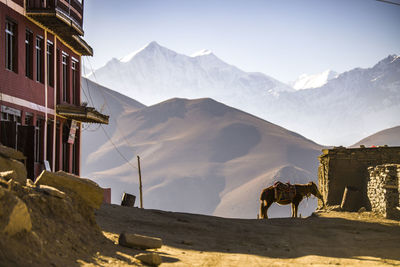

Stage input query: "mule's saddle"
[{"left": 273, "top": 181, "right": 296, "bottom": 202}]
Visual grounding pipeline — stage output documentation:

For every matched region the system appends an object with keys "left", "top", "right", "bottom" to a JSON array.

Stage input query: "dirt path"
[{"left": 88, "top": 204, "right": 400, "bottom": 266}]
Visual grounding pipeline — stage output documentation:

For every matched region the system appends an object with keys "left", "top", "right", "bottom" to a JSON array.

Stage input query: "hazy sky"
[{"left": 83, "top": 0, "right": 400, "bottom": 83}]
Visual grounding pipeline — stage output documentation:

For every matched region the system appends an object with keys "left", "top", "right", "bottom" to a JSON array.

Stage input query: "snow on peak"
[
  {"left": 191, "top": 49, "right": 213, "bottom": 57},
  {"left": 290, "top": 70, "right": 338, "bottom": 90},
  {"left": 389, "top": 54, "right": 399, "bottom": 63},
  {"left": 120, "top": 41, "right": 162, "bottom": 63}
]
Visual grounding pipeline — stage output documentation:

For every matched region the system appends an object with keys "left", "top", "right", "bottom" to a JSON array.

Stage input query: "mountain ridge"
[{"left": 86, "top": 41, "right": 400, "bottom": 146}]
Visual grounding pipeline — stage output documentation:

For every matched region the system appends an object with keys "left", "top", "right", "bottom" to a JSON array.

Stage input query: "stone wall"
[
  {"left": 367, "top": 164, "right": 400, "bottom": 219},
  {"left": 318, "top": 146, "right": 400, "bottom": 209}
]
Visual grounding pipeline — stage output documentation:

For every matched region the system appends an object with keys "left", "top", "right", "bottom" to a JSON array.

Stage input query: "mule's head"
[{"left": 308, "top": 181, "right": 325, "bottom": 206}]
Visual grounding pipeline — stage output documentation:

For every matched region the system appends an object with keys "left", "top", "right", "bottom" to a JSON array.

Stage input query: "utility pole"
[{"left": 137, "top": 155, "right": 143, "bottom": 208}]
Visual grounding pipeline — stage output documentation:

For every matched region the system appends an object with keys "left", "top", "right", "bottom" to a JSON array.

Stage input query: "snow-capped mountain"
[
  {"left": 290, "top": 70, "right": 339, "bottom": 90},
  {"left": 87, "top": 41, "right": 293, "bottom": 106},
  {"left": 270, "top": 54, "right": 400, "bottom": 145},
  {"left": 87, "top": 42, "right": 400, "bottom": 146}
]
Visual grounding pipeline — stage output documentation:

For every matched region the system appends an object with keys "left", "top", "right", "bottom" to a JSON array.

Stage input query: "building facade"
[
  {"left": 0, "top": 0, "right": 107, "bottom": 179},
  {"left": 318, "top": 146, "right": 400, "bottom": 210}
]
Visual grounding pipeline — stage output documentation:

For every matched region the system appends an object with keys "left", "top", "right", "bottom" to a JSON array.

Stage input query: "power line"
[
  {"left": 83, "top": 57, "right": 138, "bottom": 152},
  {"left": 100, "top": 124, "right": 138, "bottom": 169},
  {"left": 81, "top": 57, "right": 138, "bottom": 169},
  {"left": 376, "top": 0, "right": 400, "bottom": 6}
]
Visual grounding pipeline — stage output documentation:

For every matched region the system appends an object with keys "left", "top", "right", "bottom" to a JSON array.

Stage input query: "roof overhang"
[
  {"left": 57, "top": 104, "right": 109, "bottom": 124},
  {"left": 26, "top": 11, "right": 93, "bottom": 56}
]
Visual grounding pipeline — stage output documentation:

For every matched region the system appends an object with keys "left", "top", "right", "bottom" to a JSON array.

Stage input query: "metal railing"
[{"left": 26, "top": 0, "right": 83, "bottom": 29}]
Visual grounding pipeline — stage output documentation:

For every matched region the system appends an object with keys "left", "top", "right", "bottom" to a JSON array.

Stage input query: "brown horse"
[{"left": 259, "top": 181, "right": 325, "bottom": 219}]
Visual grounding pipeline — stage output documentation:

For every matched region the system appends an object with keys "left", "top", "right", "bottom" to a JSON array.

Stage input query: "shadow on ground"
[{"left": 96, "top": 204, "right": 400, "bottom": 262}]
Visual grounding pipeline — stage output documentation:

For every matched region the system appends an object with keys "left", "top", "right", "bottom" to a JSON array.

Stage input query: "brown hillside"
[{"left": 352, "top": 126, "right": 400, "bottom": 147}]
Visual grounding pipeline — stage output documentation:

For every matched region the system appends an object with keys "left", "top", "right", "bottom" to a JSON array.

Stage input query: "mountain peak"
[
  {"left": 145, "top": 41, "right": 161, "bottom": 49},
  {"left": 190, "top": 49, "right": 213, "bottom": 57},
  {"left": 387, "top": 54, "right": 399, "bottom": 64},
  {"left": 291, "top": 69, "right": 338, "bottom": 90},
  {"left": 374, "top": 54, "right": 399, "bottom": 67},
  {"left": 120, "top": 41, "right": 164, "bottom": 63}
]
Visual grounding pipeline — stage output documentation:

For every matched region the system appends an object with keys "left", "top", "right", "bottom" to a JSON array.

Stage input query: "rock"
[
  {"left": 0, "top": 187, "right": 32, "bottom": 236},
  {"left": 0, "top": 144, "right": 26, "bottom": 160},
  {"left": 0, "top": 170, "right": 16, "bottom": 180},
  {"left": 37, "top": 185, "right": 66, "bottom": 199},
  {"left": 135, "top": 253, "right": 162, "bottom": 266},
  {"left": 34, "top": 171, "right": 103, "bottom": 209},
  {"left": 119, "top": 232, "right": 163, "bottom": 249},
  {"left": 0, "top": 155, "right": 27, "bottom": 184}
]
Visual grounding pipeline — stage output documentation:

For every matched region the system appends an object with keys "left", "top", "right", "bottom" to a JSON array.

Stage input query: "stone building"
[{"left": 318, "top": 146, "right": 400, "bottom": 214}]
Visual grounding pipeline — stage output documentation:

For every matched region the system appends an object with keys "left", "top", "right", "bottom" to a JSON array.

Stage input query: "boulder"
[
  {"left": 0, "top": 170, "right": 16, "bottom": 181},
  {"left": 0, "top": 144, "right": 26, "bottom": 160},
  {"left": 0, "top": 187, "right": 32, "bottom": 236},
  {"left": 37, "top": 185, "right": 66, "bottom": 199},
  {"left": 0, "top": 155, "right": 27, "bottom": 184},
  {"left": 34, "top": 171, "right": 103, "bottom": 209},
  {"left": 119, "top": 232, "right": 163, "bottom": 249},
  {"left": 135, "top": 253, "right": 162, "bottom": 266}
]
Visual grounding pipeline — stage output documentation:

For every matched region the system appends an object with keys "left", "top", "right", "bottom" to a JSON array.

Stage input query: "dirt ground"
[
  {"left": 2, "top": 194, "right": 400, "bottom": 266},
  {"left": 78, "top": 204, "right": 400, "bottom": 267}
]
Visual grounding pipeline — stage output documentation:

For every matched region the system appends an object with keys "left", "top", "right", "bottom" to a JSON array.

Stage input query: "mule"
[{"left": 259, "top": 181, "right": 325, "bottom": 219}]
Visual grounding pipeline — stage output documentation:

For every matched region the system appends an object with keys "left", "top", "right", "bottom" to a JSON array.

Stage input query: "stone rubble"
[
  {"left": 0, "top": 155, "right": 27, "bottom": 184},
  {"left": 118, "top": 232, "right": 163, "bottom": 249},
  {"left": 0, "top": 186, "right": 32, "bottom": 236},
  {"left": 135, "top": 252, "right": 162, "bottom": 266},
  {"left": 368, "top": 164, "right": 400, "bottom": 219},
  {"left": 35, "top": 170, "right": 103, "bottom": 209}
]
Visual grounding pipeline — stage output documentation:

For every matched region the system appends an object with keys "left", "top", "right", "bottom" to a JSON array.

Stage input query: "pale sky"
[{"left": 83, "top": 0, "right": 400, "bottom": 83}]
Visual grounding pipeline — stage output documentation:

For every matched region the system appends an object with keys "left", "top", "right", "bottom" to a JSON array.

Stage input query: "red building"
[{"left": 0, "top": 0, "right": 108, "bottom": 179}]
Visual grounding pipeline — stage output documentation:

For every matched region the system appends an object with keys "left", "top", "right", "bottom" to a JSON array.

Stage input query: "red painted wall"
[
  {"left": 0, "top": 3, "right": 81, "bottom": 110},
  {"left": 0, "top": 2, "right": 83, "bottom": 177}
]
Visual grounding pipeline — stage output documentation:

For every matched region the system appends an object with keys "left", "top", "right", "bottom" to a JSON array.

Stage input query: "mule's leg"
[
  {"left": 259, "top": 201, "right": 265, "bottom": 219},
  {"left": 294, "top": 202, "right": 299, "bottom": 218},
  {"left": 291, "top": 203, "right": 295, "bottom": 218},
  {"left": 263, "top": 201, "right": 273, "bottom": 219}
]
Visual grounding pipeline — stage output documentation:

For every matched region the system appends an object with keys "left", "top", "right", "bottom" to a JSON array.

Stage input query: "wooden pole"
[{"left": 137, "top": 155, "right": 143, "bottom": 208}]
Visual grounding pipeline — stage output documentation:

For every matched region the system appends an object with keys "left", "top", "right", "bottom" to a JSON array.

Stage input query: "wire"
[
  {"left": 81, "top": 57, "right": 139, "bottom": 169},
  {"left": 376, "top": 0, "right": 400, "bottom": 6},
  {"left": 100, "top": 124, "right": 138, "bottom": 169},
  {"left": 83, "top": 57, "right": 138, "bottom": 153}
]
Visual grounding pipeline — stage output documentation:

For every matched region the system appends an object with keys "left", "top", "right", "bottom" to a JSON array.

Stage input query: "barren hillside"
[
  {"left": 352, "top": 126, "right": 400, "bottom": 148},
  {"left": 81, "top": 81, "right": 323, "bottom": 218}
]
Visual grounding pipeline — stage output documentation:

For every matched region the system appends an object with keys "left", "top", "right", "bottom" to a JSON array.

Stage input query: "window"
[
  {"left": 5, "top": 20, "right": 17, "bottom": 72},
  {"left": 35, "top": 118, "right": 44, "bottom": 163},
  {"left": 71, "top": 60, "right": 78, "bottom": 104},
  {"left": 36, "top": 36, "right": 44, "bottom": 83},
  {"left": 25, "top": 30, "right": 33, "bottom": 79},
  {"left": 25, "top": 112, "right": 33, "bottom": 125},
  {"left": 47, "top": 41, "right": 54, "bottom": 86},
  {"left": 62, "top": 54, "right": 69, "bottom": 102}
]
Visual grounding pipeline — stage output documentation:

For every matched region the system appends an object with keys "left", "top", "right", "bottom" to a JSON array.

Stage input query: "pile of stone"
[
  {"left": 0, "top": 144, "right": 106, "bottom": 265},
  {"left": 367, "top": 164, "right": 400, "bottom": 219}
]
